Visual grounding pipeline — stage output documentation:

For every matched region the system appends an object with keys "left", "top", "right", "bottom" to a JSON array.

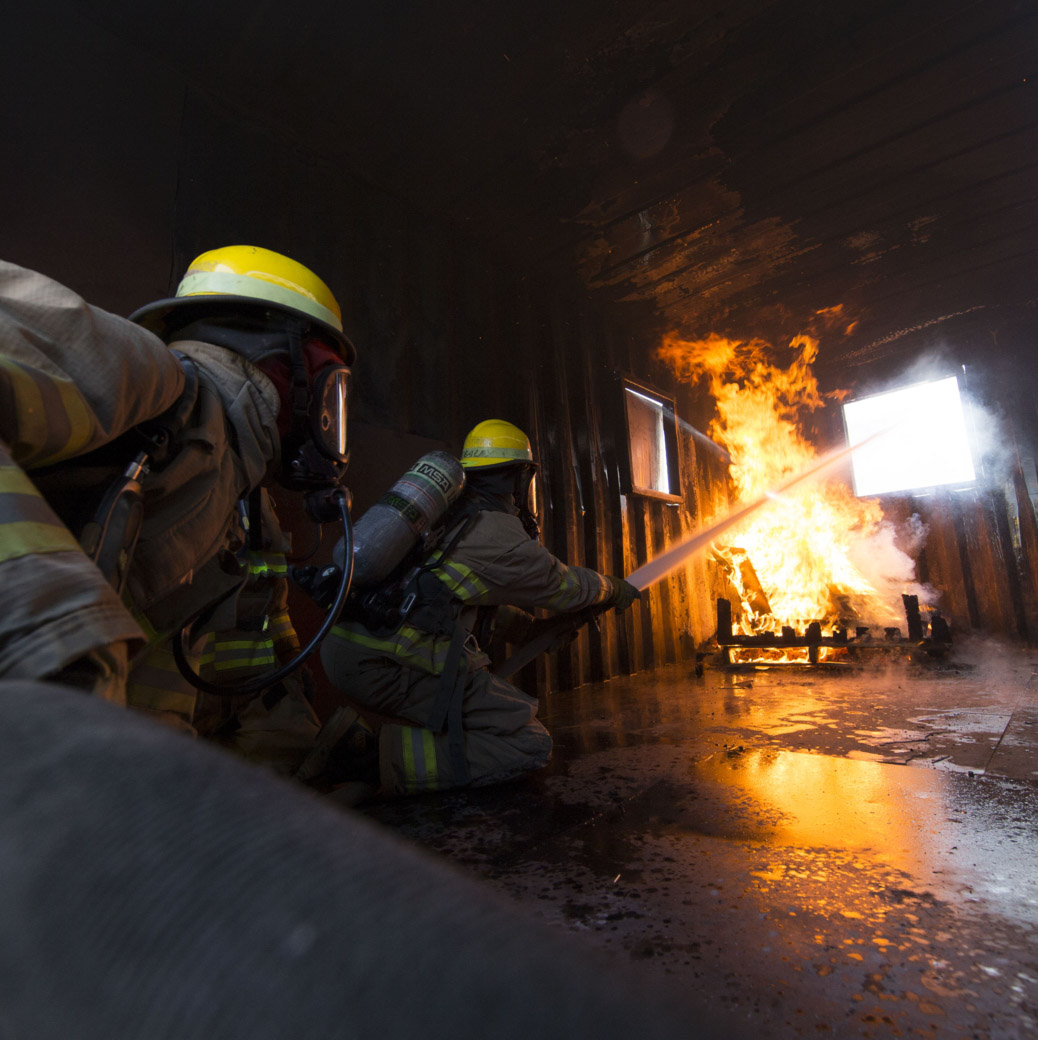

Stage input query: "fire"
[{"left": 659, "top": 329, "right": 913, "bottom": 660}]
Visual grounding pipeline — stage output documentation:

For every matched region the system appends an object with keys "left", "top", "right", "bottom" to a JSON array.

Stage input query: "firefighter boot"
[{"left": 294, "top": 705, "right": 380, "bottom": 795}]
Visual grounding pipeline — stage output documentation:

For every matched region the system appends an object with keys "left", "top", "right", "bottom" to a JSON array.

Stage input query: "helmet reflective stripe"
[
  {"left": 129, "top": 244, "right": 355, "bottom": 363},
  {"left": 460, "top": 446, "right": 532, "bottom": 462},
  {"left": 177, "top": 270, "right": 343, "bottom": 334}
]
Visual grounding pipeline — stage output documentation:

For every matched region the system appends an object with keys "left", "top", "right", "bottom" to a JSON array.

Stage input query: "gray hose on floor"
[{"left": 0, "top": 680, "right": 733, "bottom": 1040}]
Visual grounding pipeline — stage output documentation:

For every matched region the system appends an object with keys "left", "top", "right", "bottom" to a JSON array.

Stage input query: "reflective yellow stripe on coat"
[
  {"left": 268, "top": 608, "right": 301, "bottom": 658},
  {"left": 331, "top": 550, "right": 493, "bottom": 672},
  {"left": 243, "top": 550, "right": 288, "bottom": 578},
  {"left": 427, "top": 553, "right": 489, "bottom": 602},
  {"left": 0, "top": 357, "right": 96, "bottom": 467},
  {"left": 329, "top": 621, "right": 448, "bottom": 676},
  {"left": 0, "top": 461, "right": 82, "bottom": 563},
  {"left": 545, "top": 567, "right": 611, "bottom": 611}
]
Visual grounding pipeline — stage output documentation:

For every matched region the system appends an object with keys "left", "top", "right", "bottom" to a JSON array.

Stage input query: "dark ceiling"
[{"left": 80, "top": 0, "right": 1038, "bottom": 381}]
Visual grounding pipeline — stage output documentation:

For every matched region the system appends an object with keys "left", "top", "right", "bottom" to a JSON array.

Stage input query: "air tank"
[{"left": 336, "top": 451, "right": 466, "bottom": 587}]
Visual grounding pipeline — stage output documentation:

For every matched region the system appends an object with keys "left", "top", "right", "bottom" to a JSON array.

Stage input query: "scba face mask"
[
  {"left": 514, "top": 464, "right": 540, "bottom": 539},
  {"left": 276, "top": 335, "right": 352, "bottom": 494},
  {"left": 310, "top": 365, "right": 350, "bottom": 464}
]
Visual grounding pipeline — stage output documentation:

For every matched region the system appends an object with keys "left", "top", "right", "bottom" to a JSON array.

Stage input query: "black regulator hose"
[{"left": 171, "top": 490, "right": 354, "bottom": 697}]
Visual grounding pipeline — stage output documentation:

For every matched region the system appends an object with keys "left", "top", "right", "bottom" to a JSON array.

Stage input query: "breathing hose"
[{"left": 171, "top": 488, "right": 353, "bottom": 697}]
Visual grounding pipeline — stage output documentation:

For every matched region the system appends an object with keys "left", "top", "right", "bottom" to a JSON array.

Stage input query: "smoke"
[
  {"left": 945, "top": 632, "right": 1038, "bottom": 680},
  {"left": 962, "top": 390, "right": 1016, "bottom": 489},
  {"left": 845, "top": 513, "right": 940, "bottom": 618}
]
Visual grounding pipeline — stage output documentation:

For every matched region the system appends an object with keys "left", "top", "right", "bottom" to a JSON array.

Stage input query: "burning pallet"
[{"left": 697, "top": 593, "right": 952, "bottom": 673}]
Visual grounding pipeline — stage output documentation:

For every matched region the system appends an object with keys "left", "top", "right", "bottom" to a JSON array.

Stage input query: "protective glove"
[
  {"left": 604, "top": 575, "right": 641, "bottom": 613},
  {"left": 492, "top": 605, "right": 536, "bottom": 645}
]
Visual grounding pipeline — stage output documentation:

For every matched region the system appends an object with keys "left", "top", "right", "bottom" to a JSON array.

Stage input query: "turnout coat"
[{"left": 0, "top": 260, "right": 315, "bottom": 755}]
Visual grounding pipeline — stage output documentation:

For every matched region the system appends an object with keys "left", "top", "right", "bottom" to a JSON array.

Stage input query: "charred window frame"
[{"left": 620, "top": 378, "right": 682, "bottom": 503}]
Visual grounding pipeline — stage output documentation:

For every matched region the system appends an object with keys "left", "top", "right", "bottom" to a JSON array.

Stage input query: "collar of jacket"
[
  {"left": 464, "top": 472, "right": 521, "bottom": 516},
  {"left": 171, "top": 340, "right": 281, "bottom": 488}
]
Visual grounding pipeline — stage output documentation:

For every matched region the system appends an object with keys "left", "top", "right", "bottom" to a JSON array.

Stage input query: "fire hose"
[{"left": 0, "top": 678, "right": 737, "bottom": 1040}]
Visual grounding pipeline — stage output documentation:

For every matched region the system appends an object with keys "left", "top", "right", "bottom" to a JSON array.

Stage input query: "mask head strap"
[{"left": 287, "top": 326, "right": 311, "bottom": 449}]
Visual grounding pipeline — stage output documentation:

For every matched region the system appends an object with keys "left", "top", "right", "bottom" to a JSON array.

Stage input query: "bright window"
[
  {"left": 623, "top": 381, "right": 681, "bottom": 500},
  {"left": 842, "top": 374, "right": 976, "bottom": 496}
]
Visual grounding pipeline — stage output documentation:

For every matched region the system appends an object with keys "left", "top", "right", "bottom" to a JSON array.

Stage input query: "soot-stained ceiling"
[{"left": 77, "top": 0, "right": 1038, "bottom": 383}]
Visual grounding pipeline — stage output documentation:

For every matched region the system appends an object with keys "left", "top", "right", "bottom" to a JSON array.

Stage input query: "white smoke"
[{"left": 846, "top": 513, "right": 939, "bottom": 618}]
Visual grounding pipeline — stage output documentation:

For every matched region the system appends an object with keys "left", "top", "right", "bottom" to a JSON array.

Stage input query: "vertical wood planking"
[
  {"left": 922, "top": 496, "right": 976, "bottom": 633},
  {"left": 1011, "top": 462, "right": 1038, "bottom": 641},
  {"left": 957, "top": 492, "right": 1016, "bottom": 636}
]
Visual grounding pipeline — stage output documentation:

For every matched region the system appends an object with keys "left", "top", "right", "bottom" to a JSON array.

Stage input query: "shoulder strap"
[{"left": 417, "top": 496, "right": 481, "bottom": 576}]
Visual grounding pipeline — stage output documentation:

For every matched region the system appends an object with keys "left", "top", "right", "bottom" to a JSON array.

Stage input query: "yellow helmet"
[
  {"left": 460, "top": 420, "right": 536, "bottom": 469},
  {"left": 130, "top": 245, "right": 354, "bottom": 363}
]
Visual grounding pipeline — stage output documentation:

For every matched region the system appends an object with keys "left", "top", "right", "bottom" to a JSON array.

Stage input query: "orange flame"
[{"left": 659, "top": 329, "right": 911, "bottom": 657}]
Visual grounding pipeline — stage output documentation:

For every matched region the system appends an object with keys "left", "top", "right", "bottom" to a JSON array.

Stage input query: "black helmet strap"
[{"left": 287, "top": 325, "right": 311, "bottom": 448}]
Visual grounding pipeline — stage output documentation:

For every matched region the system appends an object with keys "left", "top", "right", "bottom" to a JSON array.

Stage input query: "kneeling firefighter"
[
  {"left": 309, "top": 420, "right": 640, "bottom": 798},
  {"left": 0, "top": 246, "right": 355, "bottom": 769}
]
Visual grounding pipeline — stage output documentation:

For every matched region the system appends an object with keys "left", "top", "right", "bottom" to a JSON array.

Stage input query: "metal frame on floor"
[{"left": 697, "top": 593, "right": 952, "bottom": 673}]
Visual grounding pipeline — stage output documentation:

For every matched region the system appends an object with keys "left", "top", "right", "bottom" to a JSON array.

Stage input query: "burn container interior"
[
  {"left": 4, "top": 4, "right": 1038, "bottom": 1038},
  {"left": 5, "top": 1, "right": 1038, "bottom": 700}
]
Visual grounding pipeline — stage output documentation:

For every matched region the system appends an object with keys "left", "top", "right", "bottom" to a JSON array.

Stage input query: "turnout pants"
[
  {"left": 321, "top": 636, "right": 551, "bottom": 796},
  {"left": 380, "top": 667, "right": 552, "bottom": 795}
]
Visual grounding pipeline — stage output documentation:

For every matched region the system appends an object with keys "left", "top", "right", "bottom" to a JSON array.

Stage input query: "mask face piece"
[
  {"left": 514, "top": 465, "right": 540, "bottom": 539},
  {"left": 279, "top": 361, "right": 351, "bottom": 493},
  {"left": 310, "top": 366, "right": 350, "bottom": 463}
]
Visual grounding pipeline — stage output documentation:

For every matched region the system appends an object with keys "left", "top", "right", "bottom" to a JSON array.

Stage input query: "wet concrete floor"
[{"left": 360, "top": 640, "right": 1038, "bottom": 1038}]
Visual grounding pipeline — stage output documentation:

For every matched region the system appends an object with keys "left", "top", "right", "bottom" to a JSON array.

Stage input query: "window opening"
[
  {"left": 842, "top": 373, "right": 976, "bottom": 497},
  {"left": 623, "top": 381, "right": 681, "bottom": 501}
]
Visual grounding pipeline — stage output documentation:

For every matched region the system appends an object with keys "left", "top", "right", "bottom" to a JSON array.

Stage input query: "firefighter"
[
  {"left": 0, "top": 246, "right": 354, "bottom": 767},
  {"left": 314, "top": 419, "right": 640, "bottom": 798}
]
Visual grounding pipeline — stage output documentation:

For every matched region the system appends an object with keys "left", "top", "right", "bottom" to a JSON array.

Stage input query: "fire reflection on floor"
[{"left": 360, "top": 644, "right": 1038, "bottom": 1038}]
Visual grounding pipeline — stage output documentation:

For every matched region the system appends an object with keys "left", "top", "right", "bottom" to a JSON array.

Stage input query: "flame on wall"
[{"left": 658, "top": 326, "right": 918, "bottom": 653}]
